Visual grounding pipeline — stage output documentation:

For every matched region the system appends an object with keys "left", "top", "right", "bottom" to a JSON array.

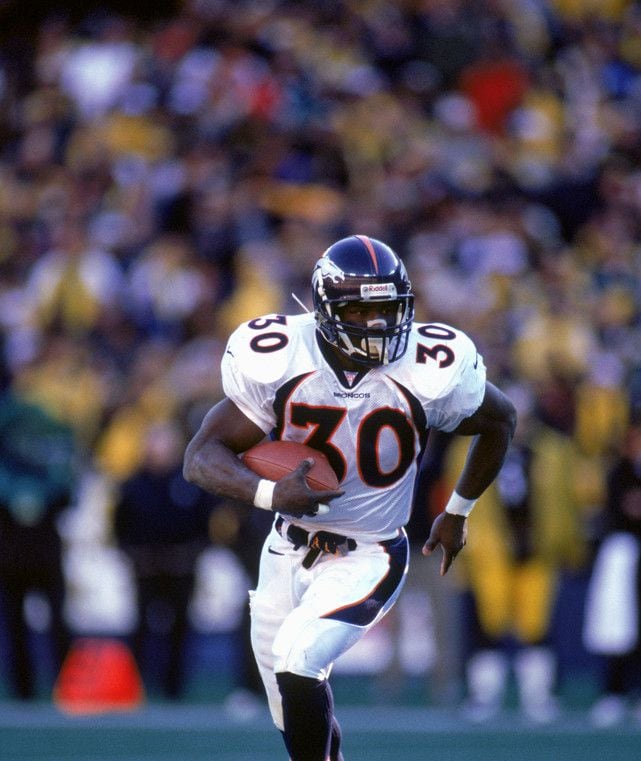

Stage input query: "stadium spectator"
[
  {"left": 0, "top": 357, "right": 77, "bottom": 699},
  {"left": 584, "top": 417, "right": 641, "bottom": 726},
  {"left": 113, "top": 419, "right": 214, "bottom": 699},
  {"left": 441, "top": 377, "right": 602, "bottom": 721}
]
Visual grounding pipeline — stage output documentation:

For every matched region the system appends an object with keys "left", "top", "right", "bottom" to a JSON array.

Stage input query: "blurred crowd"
[{"left": 1, "top": 0, "right": 641, "bottom": 723}]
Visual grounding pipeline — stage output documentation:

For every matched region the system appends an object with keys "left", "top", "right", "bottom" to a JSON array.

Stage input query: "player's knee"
[
  {"left": 274, "top": 646, "right": 327, "bottom": 680},
  {"left": 273, "top": 617, "right": 361, "bottom": 678}
]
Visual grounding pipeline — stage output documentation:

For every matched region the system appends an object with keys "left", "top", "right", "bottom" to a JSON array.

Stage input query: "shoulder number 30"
[{"left": 415, "top": 324, "right": 456, "bottom": 368}]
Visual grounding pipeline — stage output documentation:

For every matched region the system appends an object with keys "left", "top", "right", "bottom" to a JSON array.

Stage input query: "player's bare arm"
[
  {"left": 183, "top": 398, "right": 343, "bottom": 517},
  {"left": 423, "top": 381, "right": 517, "bottom": 575}
]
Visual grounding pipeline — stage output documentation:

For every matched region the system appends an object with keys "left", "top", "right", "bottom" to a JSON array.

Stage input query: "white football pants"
[{"left": 249, "top": 523, "right": 409, "bottom": 729}]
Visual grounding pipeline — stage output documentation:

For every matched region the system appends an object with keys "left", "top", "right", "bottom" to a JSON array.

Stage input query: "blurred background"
[{"left": 1, "top": 0, "right": 641, "bottom": 734}]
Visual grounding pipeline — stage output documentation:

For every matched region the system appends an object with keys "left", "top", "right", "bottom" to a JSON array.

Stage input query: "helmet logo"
[
  {"left": 360, "top": 283, "right": 397, "bottom": 300},
  {"left": 317, "top": 257, "right": 346, "bottom": 284}
]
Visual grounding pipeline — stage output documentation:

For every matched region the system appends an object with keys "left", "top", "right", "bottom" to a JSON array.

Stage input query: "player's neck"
[{"left": 316, "top": 331, "right": 371, "bottom": 387}]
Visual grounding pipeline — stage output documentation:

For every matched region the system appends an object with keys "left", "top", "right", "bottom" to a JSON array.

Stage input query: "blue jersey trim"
[{"left": 321, "top": 532, "right": 409, "bottom": 626}]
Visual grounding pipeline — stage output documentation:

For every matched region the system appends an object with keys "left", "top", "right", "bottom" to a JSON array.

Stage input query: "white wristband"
[
  {"left": 254, "top": 479, "right": 276, "bottom": 510},
  {"left": 444, "top": 491, "right": 476, "bottom": 518}
]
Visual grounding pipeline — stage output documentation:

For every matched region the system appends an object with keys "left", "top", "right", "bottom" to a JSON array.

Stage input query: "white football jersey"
[{"left": 221, "top": 312, "right": 486, "bottom": 540}]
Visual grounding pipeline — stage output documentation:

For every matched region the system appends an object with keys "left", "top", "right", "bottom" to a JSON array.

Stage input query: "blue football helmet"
[{"left": 311, "top": 235, "right": 414, "bottom": 366}]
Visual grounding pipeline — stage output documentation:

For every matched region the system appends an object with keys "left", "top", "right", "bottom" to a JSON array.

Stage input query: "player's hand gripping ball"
[{"left": 242, "top": 440, "right": 339, "bottom": 490}]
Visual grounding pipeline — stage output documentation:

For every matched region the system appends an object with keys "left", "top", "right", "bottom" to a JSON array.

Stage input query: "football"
[{"left": 241, "top": 440, "right": 339, "bottom": 491}]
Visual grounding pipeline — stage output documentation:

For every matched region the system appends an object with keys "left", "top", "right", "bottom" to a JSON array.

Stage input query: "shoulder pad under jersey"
[
  {"left": 388, "top": 321, "right": 486, "bottom": 429},
  {"left": 223, "top": 312, "right": 317, "bottom": 385}
]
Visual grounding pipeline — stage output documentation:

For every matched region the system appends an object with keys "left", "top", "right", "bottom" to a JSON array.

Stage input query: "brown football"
[{"left": 241, "top": 440, "right": 339, "bottom": 490}]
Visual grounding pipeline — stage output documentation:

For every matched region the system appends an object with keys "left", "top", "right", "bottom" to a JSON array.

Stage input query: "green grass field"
[{"left": 2, "top": 701, "right": 640, "bottom": 761}]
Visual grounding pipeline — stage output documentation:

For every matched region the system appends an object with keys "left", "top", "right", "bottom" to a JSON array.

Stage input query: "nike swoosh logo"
[{"left": 268, "top": 547, "right": 284, "bottom": 555}]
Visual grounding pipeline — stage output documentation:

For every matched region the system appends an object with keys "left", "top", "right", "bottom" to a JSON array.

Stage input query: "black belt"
[{"left": 275, "top": 515, "right": 357, "bottom": 569}]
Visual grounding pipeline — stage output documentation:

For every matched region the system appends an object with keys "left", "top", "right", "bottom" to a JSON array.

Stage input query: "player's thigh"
[
  {"left": 250, "top": 529, "right": 298, "bottom": 666},
  {"left": 274, "top": 535, "right": 408, "bottom": 678}
]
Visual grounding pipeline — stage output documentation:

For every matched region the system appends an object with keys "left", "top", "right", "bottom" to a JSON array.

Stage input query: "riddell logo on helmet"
[{"left": 360, "top": 283, "right": 397, "bottom": 299}]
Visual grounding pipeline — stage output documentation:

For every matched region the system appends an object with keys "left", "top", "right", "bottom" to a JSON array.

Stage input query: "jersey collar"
[{"left": 315, "top": 331, "right": 371, "bottom": 389}]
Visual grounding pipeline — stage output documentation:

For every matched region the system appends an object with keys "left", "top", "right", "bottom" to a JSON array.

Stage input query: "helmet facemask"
[
  {"left": 311, "top": 235, "right": 415, "bottom": 367},
  {"left": 316, "top": 294, "right": 414, "bottom": 366}
]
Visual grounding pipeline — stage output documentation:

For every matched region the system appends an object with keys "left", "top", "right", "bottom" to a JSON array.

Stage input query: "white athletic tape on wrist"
[
  {"left": 254, "top": 479, "right": 276, "bottom": 510},
  {"left": 444, "top": 491, "right": 476, "bottom": 518}
]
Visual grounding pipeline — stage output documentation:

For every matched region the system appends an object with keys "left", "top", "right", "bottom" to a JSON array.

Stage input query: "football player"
[{"left": 184, "top": 235, "right": 516, "bottom": 761}]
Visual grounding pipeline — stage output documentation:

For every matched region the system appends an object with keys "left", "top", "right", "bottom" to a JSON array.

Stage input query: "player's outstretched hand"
[
  {"left": 422, "top": 511, "right": 468, "bottom": 575},
  {"left": 273, "top": 459, "right": 344, "bottom": 518}
]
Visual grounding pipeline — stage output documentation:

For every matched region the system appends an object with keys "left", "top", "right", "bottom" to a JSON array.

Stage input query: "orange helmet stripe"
[{"left": 355, "top": 235, "right": 379, "bottom": 274}]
